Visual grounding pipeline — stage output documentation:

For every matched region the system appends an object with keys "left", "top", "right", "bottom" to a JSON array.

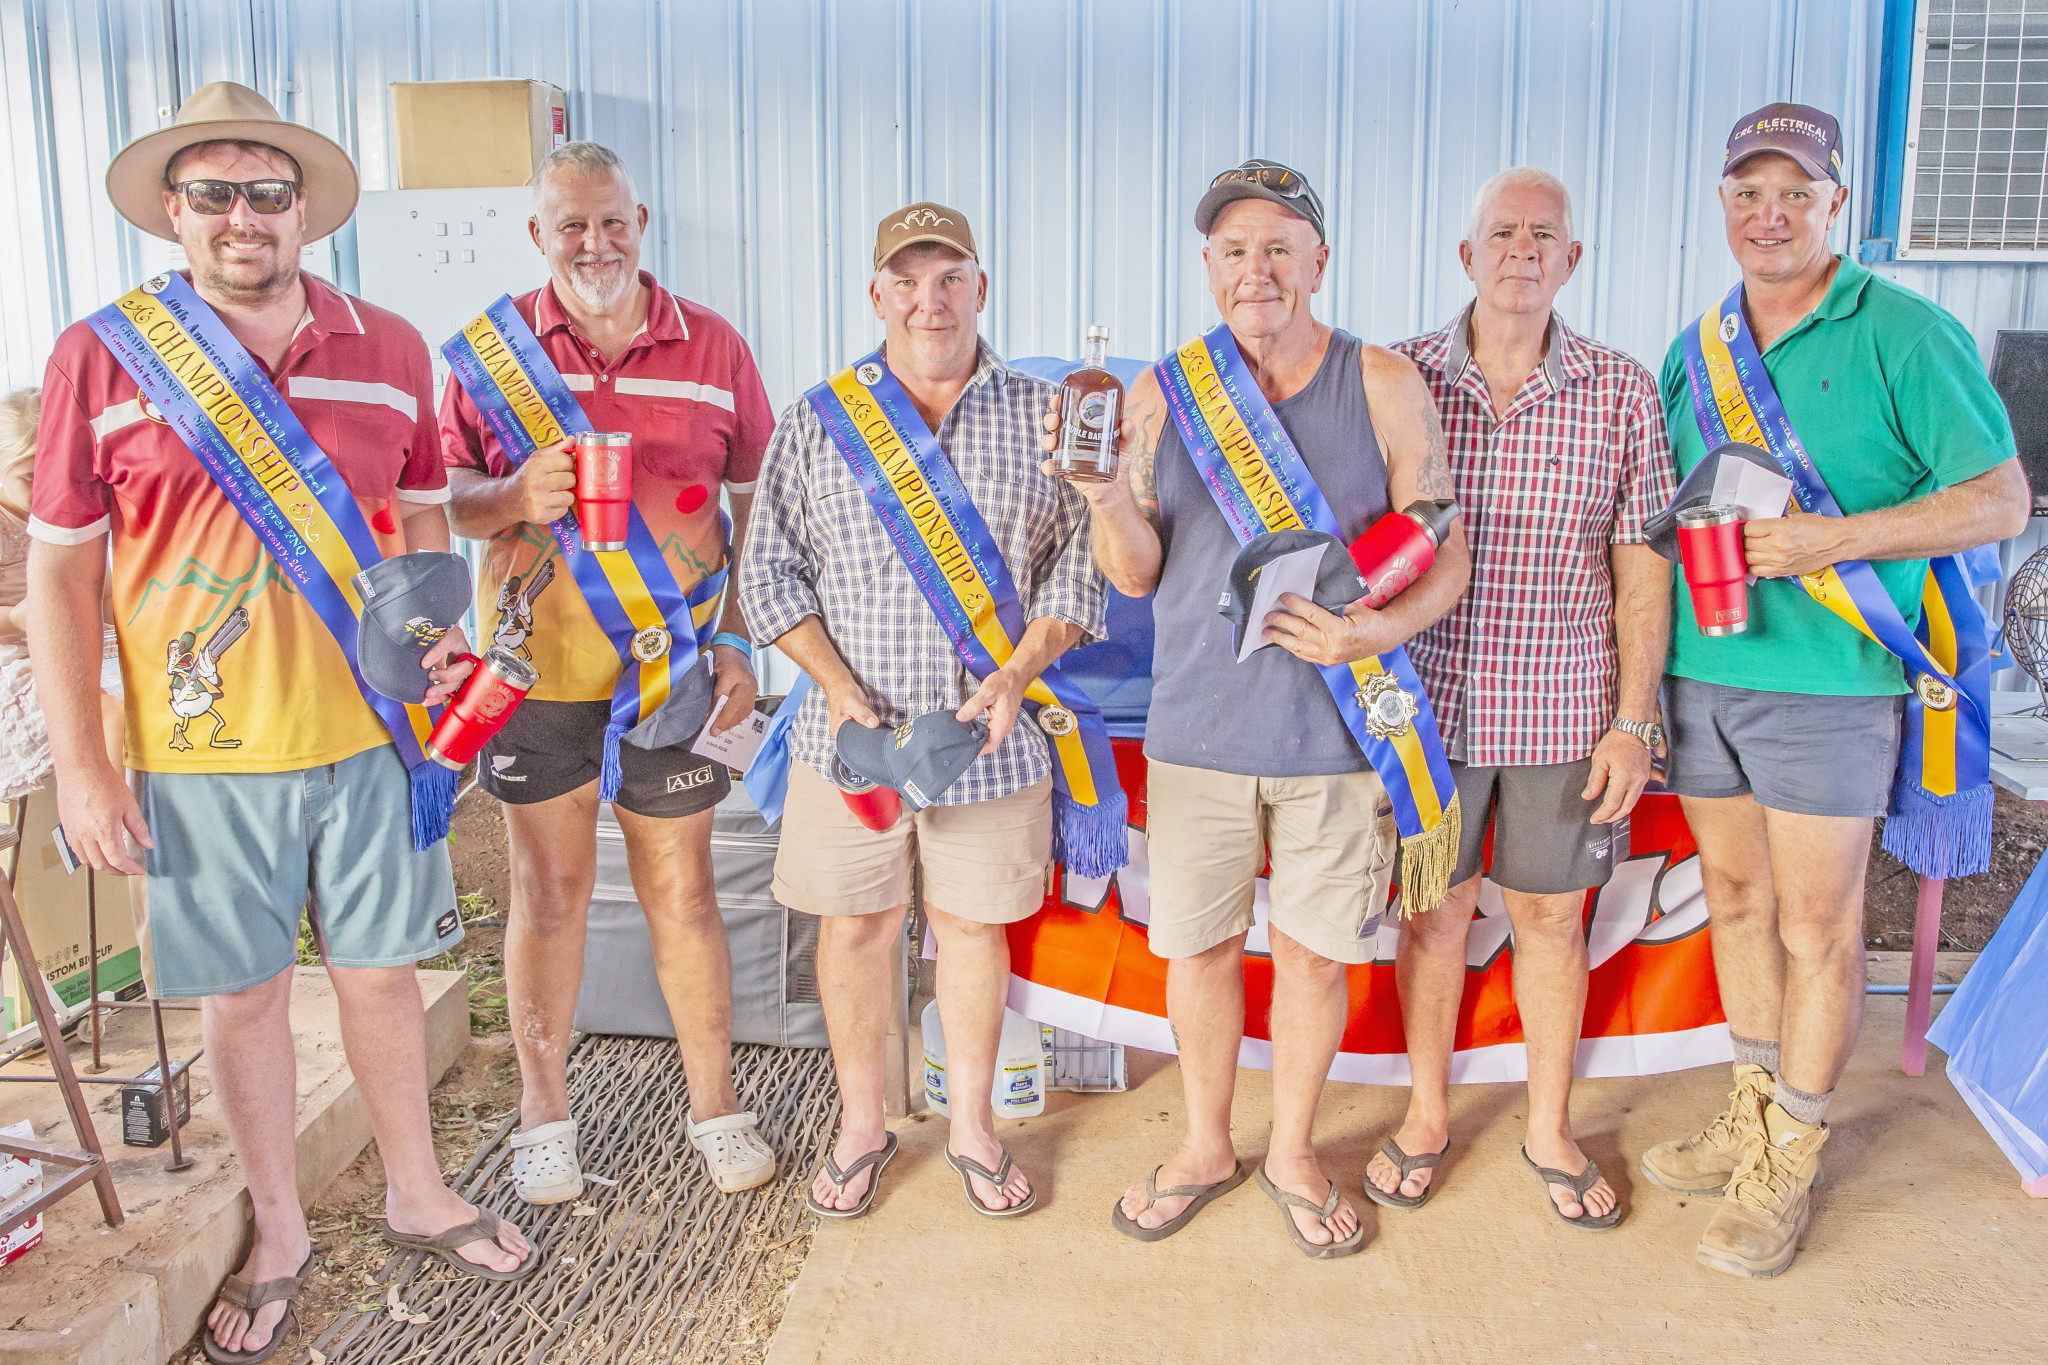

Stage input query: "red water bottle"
[
  {"left": 573, "top": 432, "right": 633, "bottom": 552},
  {"left": 831, "top": 757, "right": 902, "bottom": 832},
  {"left": 426, "top": 646, "right": 540, "bottom": 769},
  {"left": 1348, "top": 500, "right": 1459, "bottom": 608},
  {"left": 1675, "top": 503, "right": 1749, "bottom": 636}
]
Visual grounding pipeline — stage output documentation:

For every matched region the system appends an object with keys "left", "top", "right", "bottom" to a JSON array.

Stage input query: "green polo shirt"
[{"left": 1659, "top": 255, "right": 2016, "bottom": 697}]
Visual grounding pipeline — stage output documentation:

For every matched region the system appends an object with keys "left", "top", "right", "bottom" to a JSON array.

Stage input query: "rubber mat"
[{"left": 306, "top": 1035, "right": 838, "bottom": 1363}]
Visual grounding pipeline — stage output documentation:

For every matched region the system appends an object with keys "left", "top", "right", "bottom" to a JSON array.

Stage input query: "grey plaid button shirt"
[{"left": 737, "top": 342, "right": 1105, "bottom": 805}]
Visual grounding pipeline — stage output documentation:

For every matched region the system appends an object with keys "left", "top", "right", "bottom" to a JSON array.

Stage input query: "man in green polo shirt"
[{"left": 1646, "top": 103, "right": 2026, "bottom": 1278}]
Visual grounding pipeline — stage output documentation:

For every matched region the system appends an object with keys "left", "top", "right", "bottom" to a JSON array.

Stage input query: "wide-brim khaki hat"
[{"left": 106, "top": 81, "right": 359, "bottom": 243}]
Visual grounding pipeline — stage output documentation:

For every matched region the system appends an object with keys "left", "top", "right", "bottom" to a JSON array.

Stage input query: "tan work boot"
[
  {"left": 1695, "top": 1100, "right": 1829, "bottom": 1278},
  {"left": 1640, "top": 1062, "right": 1774, "bottom": 1195}
]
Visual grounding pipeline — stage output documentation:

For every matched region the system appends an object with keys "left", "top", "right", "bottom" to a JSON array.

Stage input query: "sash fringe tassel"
[
  {"left": 600, "top": 721, "right": 628, "bottom": 804},
  {"left": 1398, "top": 792, "right": 1462, "bottom": 918},
  {"left": 1883, "top": 777, "right": 1994, "bottom": 880},
  {"left": 410, "top": 761, "right": 458, "bottom": 852},
  {"left": 1053, "top": 786, "right": 1130, "bottom": 880}
]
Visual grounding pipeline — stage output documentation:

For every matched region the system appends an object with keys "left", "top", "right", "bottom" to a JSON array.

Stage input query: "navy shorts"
[{"left": 477, "top": 698, "right": 729, "bottom": 817}]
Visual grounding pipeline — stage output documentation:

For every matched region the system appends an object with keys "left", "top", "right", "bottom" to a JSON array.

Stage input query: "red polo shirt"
[
  {"left": 438, "top": 273, "right": 775, "bottom": 702},
  {"left": 32, "top": 271, "right": 448, "bottom": 773}
]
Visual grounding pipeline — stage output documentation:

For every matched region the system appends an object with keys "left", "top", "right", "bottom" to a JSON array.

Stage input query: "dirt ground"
[{"left": 1863, "top": 784, "right": 2044, "bottom": 951}]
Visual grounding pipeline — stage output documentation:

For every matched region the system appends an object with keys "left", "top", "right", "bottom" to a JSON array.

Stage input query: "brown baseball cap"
[
  {"left": 1723, "top": 102, "right": 1844, "bottom": 184},
  {"left": 872, "top": 201, "right": 977, "bottom": 271}
]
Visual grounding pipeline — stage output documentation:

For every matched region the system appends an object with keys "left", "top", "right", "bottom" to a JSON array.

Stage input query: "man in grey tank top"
[{"left": 1044, "top": 160, "right": 1470, "bottom": 1258}]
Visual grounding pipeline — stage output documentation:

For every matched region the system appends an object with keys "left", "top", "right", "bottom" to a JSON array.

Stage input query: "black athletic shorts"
[{"left": 477, "top": 698, "right": 729, "bottom": 818}]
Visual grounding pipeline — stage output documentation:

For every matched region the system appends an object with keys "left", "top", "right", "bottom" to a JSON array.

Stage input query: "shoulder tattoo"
[
  {"left": 1125, "top": 385, "right": 1166, "bottom": 526},
  {"left": 1413, "top": 407, "right": 1456, "bottom": 503}
]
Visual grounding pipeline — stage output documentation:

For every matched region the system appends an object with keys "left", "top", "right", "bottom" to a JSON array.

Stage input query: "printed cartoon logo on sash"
[
  {"left": 86, "top": 272, "right": 454, "bottom": 848},
  {"left": 1155, "top": 322, "right": 1462, "bottom": 914},
  {"left": 1681, "top": 283, "right": 1998, "bottom": 878},
  {"left": 802, "top": 349, "right": 1129, "bottom": 878},
  {"left": 442, "top": 295, "right": 727, "bottom": 800}
]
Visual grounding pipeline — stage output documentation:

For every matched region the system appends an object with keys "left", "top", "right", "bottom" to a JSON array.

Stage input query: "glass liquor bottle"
[{"left": 1053, "top": 325, "right": 1122, "bottom": 483}]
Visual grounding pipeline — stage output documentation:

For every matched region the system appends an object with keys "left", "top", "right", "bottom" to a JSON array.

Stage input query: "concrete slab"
[
  {"left": 0, "top": 967, "right": 468, "bottom": 1365},
  {"left": 772, "top": 988, "right": 2047, "bottom": 1364}
]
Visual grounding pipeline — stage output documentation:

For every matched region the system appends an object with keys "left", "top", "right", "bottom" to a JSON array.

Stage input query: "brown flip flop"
[
  {"left": 805, "top": 1132, "right": 899, "bottom": 1220},
  {"left": 1109, "top": 1161, "right": 1248, "bottom": 1242},
  {"left": 945, "top": 1145, "right": 1038, "bottom": 1219},
  {"left": 381, "top": 1205, "right": 543, "bottom": 1280},
  {"left": 1522, "top": 1147, "right": 1624, "bottom": 1230},
  {"left": 202, "top": 1249, "right": 313, "bottom": 1364},
  {"left": 1253, "top": 1161, "right": 1366, "bottom": 1260},
  {"left": 1361, "top": 1136, "right": 1449, "bottom": 1210}
]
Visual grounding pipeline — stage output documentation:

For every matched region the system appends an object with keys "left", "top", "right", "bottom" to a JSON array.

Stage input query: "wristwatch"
[{"left": 1610, "top": 716, "right": 1663, "bottom": 750}]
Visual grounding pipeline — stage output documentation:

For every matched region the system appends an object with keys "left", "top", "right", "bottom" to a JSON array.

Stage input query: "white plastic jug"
[{"left": 920, "top": 999, "right": 1046, "bottom": 1118}]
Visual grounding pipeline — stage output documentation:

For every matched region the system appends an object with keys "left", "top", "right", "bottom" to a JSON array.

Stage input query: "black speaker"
[{"left": 1990, "top": 331, "right": 2048, "bottom": 515}]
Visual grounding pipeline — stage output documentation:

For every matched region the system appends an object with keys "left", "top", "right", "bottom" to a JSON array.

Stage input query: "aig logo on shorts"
[{"left": 667, "top": 767, "right": 715, "bottom": 794}]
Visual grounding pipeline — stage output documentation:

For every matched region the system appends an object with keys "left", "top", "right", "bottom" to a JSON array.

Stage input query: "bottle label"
[{"left": 1078, "top": 392, "right": 1109, "bottom": 431}]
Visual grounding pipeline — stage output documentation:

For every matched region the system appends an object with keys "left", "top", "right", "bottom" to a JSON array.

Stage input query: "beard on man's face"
[
  {"left": 191, "top": 228, "right": 299, "bottom": 299},
  {"left": 566, "top": 253, "right": 633, "bottom": 310}
]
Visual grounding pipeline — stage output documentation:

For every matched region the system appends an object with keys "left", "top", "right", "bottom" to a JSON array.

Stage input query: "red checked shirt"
[
  {"left": 33, "top": 272, "right": 447, "bottom": 774},
  {"left": 439, "top": 272, "right": 776, "bottom": 702},
  {"left": 1393, "top": 306, "right": 1675, "bottom": 768}
]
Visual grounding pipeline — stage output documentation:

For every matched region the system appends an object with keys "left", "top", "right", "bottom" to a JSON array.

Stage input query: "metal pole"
[
  {"left": 86, "top": 868, "right": 103, "bottom": 1073},
  {"left": 151, "top": 996, "right": 191, "bottom": 1172}
]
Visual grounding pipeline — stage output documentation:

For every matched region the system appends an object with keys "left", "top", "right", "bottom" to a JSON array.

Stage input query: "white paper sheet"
[
  {"left": 690, "top": 694, "right": 770, "bottom": 769},
  {"left": 1235, "top": 545, "right": 1324, "bottom": 662},
  {"left": 1710, "top": 458, "right": 1794, "bottom": 521}
]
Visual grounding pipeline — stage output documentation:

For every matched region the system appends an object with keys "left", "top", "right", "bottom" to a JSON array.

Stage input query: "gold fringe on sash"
[{"left": 1397, "top": 791, "right": 1462, "bottom": 918}]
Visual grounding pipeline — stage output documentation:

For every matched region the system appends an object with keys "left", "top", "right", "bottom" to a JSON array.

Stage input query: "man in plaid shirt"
[
  {"left": 1365, "top": 168, "right": 1674, "bottom": 1228},
  {"left": 738, "top": 202, "right": 1102, "bottom": 1221}
]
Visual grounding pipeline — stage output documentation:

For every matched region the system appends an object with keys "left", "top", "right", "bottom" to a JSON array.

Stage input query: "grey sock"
[
  {"left": 1773, "top": 1078, "right": 1832, "bottom": 1126},
  {"left": 1731, "top": 1033, "right": 1780, "bottom": 1074}
]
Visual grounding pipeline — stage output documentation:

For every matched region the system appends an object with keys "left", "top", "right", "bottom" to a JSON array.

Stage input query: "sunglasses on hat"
[
  {"left": 174, "top": 178, "right": 300, "bottom": 217},
  {"left": 1209, "top": 163, "right": 1324, "bottom": 213}
]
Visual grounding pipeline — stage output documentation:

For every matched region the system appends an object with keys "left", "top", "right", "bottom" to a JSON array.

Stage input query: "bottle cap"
[
  {"left": 1086, "top": 324, "right": 1110, "bottom": 341},
  {"left": 1401, "top": 498, "right": 1461, "bottom": 548}
]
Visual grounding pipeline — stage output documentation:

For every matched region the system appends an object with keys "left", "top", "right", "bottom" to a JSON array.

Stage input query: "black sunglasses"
[
  {"left": 1208, "top": 162, "right": 1326, "bottom": 230},
  {"left": 174, "top": 179, "right": 300, "bottom": 217}
]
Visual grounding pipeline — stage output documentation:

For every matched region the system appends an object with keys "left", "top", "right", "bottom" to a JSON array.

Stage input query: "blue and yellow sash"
[
  {"left": 803, "top": 352, "right": 1128, "bottom": 878},
  {"left": 1156, "top": 323, "right": 1461, "bottom": 914},
  {"left": 442, "top": 296, "right": 726, "bottom": 800},
  {"left": 1681, "top": 283, "right": 1995, "bottom": 877},
  {"left": 87, "top": 272, "right": 454, "bottom": 849}
]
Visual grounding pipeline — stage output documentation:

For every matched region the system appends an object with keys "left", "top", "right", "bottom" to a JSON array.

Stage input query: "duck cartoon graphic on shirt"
[
  {"left": 165, "top": 607, "right": 248, "bottom": 751},
  {"left": 493, "top": 557, "right": 555, "bottom": 661}
]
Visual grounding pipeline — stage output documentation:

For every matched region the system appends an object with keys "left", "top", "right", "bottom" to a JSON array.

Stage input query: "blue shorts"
[
  {"left": 1660, "top": 675, "right": 1903, "bottom": 819},
  {"left": 132, "top": 745, "right": 460, "bottom": 997}
]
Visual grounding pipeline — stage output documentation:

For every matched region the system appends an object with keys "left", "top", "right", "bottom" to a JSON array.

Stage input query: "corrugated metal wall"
[
  {"left": 8, "top": 0, "right": 2048, "bottom": 399},
  {"left": 5, "top": 0, "right": 2047, "bottom": 676}
]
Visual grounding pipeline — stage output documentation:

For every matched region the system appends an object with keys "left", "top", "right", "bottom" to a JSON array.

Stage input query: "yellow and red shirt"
[
  {"left": 438, "top": 274, "right": 775, "bottom": 702},
  {"left": 32, "top": 273, "right": 448, "bottom": 773}
]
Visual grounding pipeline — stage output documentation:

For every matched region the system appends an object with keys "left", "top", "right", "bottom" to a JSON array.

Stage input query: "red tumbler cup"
[
  {"left": 573, "top": 432, "right": 633, "bottom": 552},
  {"left": 1676, "top": 503, "right": 1749, "bottom": 636},
  {"left": 426, "top": 646, "right": 540, "bottom": 770},
  {"left": 831, "top": 757, "right": 902, "bottom": 832},
  {"left": 1348, "top": 500, "right": 1459, "bottom": 609}
]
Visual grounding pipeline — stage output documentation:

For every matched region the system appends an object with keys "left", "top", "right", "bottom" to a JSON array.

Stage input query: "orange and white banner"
[{"left": 999, "top": 741, "right": 1732, "bottom": 1083}]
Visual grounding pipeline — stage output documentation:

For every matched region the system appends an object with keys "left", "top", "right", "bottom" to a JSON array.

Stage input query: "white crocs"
[
  {"left": 687, "top": 1110, "right": 777, "bottom": 1193},
  {"left": 508, "top": 1118, "right": 584, "bottom": 1205}
]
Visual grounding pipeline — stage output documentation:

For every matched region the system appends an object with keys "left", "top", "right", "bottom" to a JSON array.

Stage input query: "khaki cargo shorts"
[
  {"left": 1144, "top": 758, "right": 1398, "bottom": 965},
  {"left": 771, "top": 760, "right": 1053, "bottom": 924}
]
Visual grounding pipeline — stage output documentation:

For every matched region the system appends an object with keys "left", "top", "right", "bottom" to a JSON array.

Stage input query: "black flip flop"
[
  {"left": 381, "top": 1206, "right": 543, "bottom": 1280},
  {"left": 1361, "top": 1136, "right": 1449, "bottom": 1211},
  {"left": 1522, "top": 1146, "right": 1624, "bottom": 1230},
  {"left": 1253, "top": 1162, "right": 1366, "bottom": 1260},
  {"left": 805, "top": 1132, "right": 899, "bottom": 1220},
  {"left": 202, "top": 1249, "right": 313, "bottom": 1364},
  {"left": 1109, "top": 1161, "right": 1249, "bottom": 1242},
  {"left": 945, "top": 1145, "right": 1038, "bottom": 1219}
]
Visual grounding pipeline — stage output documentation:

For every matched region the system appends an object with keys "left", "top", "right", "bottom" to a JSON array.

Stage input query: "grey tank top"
[{"left": 1145, "top": 329, "right": 1389, "bottom": 776}]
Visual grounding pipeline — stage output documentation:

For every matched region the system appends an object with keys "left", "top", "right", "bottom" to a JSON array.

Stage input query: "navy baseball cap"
[
  {"left": 1195, "top": 159, "right": 1326, "bottom": 241},
  {"left": 1723, "top": 103, "right": 1843, "bottom": 184},
  {"left": 836, "top": 710, "right": 989, "bottom": 810},
  {"left": 1642, "top": 443, "right": 1785, "bottom": 562},
  {"left": 1220, "top": 528, "right": 1368, "bottom": 656},
  {"left": 353, "top": 551, "right": 472, "bottom": 704}
]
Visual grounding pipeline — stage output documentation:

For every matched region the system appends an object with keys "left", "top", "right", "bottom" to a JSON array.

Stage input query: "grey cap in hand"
[
  {"left": 1219, "top": 528, "right": 1368, "bottom": 657},
  {"left": 353, "top": 552, "right": 472, "bottom": 705},
  {"left": 835, "top": 710, "right": 989, "bottom": 810},
  {"left": 624, "top": 649, "right": 718, "bottom": 751},
  {"left": 1643, "top": 442, "right": 1785, "bottom": 561}
]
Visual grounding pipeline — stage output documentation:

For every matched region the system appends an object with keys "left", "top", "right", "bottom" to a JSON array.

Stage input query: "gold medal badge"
[
  {"left": 1914, "top": 673, "right": 1958, "bottom": 712},
  {"left": 1355, "top": 672, "right": 1419, "bottom": 739},
  {"left": 1035, "top": 704, "right": 1078, "bottom": 737},
  {"left": 630, "top": 625, "right": 672, "bottom": 663}
]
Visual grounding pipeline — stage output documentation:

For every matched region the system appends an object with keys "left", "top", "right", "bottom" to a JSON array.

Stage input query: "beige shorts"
[
  {"left": 1144, "top": 758, "right": 1399, "bottom": 965},
  {"left": 771, "top": 761, "right": 1053, "bottom": 924}
]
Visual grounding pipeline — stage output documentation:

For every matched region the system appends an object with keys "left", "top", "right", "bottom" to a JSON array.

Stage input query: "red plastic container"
[
  {"left": 427, "top": 646, "right": 540, "bottom": 770},
  {"left": 1348, "top": 500, "right": 1458, "bottom": 608},
  {"left": 574, "top": 432, "right": 633, "bottom": 552},
  {"left": 1676, "top": 503, "right": 1750, "bottom": 636},
  {"left": 831, "top": 758, "right": 902, "bottom": 832}
]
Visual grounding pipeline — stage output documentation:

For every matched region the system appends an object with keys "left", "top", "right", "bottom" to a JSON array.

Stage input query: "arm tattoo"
[
  {"left": 1126, "top": 387, "right": 1166, "bottom": 527},
  {"left": 1413, "top": 407, "right": 1456, "bottom": 503}
]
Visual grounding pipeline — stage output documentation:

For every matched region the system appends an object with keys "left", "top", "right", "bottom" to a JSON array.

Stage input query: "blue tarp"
[{"left": 1927, "top": 852, "right": 2048, "bottom": 1193}]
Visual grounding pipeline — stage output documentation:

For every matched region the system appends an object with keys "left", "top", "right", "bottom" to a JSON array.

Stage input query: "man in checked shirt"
[
  {"left": 1365, "top": 168, "right": 1675, "bottom": 1228},
  {"left": 738, "top": 203, "right": 1102, "bottom": 1220}
]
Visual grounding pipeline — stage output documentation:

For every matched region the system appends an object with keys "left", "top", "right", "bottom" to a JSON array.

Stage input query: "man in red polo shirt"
[
  {"left": 441, "top": 142, "right": 778, "bottom": 1202},
  {"left": 32, "top": 83, "right": 533, "bottom": 1364}
]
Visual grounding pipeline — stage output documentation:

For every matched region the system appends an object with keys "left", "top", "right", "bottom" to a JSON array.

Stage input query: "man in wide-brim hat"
[{"left": 28, "top": 82, "right": 536, "bottom": 1363}]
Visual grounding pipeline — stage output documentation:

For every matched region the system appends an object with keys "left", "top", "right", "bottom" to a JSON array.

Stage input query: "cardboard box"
[
  {"left": 391, "top": 80, "right": 568, "bottom": 189},
  {"left": 0, "top": 1120, "right": 43, "bottom": 1268},
  {"left": 1, "top": 783, "right": 143, "bottom": 1037},
  {"left": 122, "top": 1061, "right": 191, "bottom": 1148}
]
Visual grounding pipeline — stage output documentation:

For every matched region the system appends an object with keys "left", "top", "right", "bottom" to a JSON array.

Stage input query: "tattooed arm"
[{"left": 1041, "top": 366, "right": 1166, "bottom": 596}]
